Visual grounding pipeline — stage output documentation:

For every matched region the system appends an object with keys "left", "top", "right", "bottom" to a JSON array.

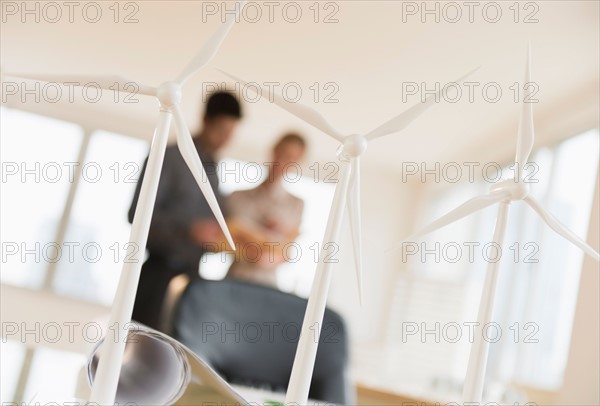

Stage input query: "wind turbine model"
[
  {"left": 221, "top": 67, "right": 477, "bottom": 405},
  {"left": 4, "top": 3, "right": 246, "bottom": 404},
  {"left": 396, "top": 45, "right": 600, "bottom": 403}
]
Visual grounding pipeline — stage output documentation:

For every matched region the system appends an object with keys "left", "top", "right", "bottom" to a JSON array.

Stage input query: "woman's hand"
[{"left": 189, "top": 219, "right": 222, "bottom": 247}]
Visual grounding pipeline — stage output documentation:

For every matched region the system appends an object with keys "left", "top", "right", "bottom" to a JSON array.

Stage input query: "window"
[
  {"left": 53, "top": 130, "right": 148, "bottom": 306},
  {"left": 0, "top": 107, "right": 149, "bottom": 306},
  {"left": 500, "top": 129, "right": 599, "bottom": 389},
  {"left": 22, "top": 346, "right": 87, "bottom": 404},
  {"left": 0, "top": 340, "right": 27, "bottom": 403},
  {"left": 1, "top": 108, "right": 83, "bottom": 289}
]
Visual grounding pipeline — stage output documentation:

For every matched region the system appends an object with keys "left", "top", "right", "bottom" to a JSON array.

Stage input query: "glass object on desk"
[{"left": 87, "top": 325, "right": 248, "bottom": 405}]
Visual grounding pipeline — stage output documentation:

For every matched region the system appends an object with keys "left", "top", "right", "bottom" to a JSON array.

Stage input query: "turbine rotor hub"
[
  {"left": 157, "top": 81, "right": 182, "bottom": 107},
  {"left": 339, "top": 134, "right": 368, "bottom": 159},
  {"left": 490, "top": 178, "right": 530, "bottom": 200}
]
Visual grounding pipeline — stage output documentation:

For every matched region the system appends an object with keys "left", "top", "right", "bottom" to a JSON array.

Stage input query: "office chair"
[{"left": 171, "top": 279, "right": 353, "bottom": 404}]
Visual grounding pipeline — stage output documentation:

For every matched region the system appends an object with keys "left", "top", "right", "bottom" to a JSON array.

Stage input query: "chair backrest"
[{"left": 171, "top": 279, "right": 352, "bottom": 404}]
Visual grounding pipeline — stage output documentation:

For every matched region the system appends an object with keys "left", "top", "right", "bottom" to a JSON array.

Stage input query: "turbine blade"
[
  {"left": 390, "top": 191, "right": 509, "bottom": 251},
  {"left": 365, "top": 66, "right": 480, "bottom": 141},
  {"left": 171, "top": 105, "right": 235, "bottom": 250},
  {"left": 219, "top": 69, "right": 345, "bottom": 142},
  {"left": 524, "top": 196, "right": 599, "bottom": 261},
  {"left": 176, "top": 0, "right": 246, "bottom": 84},
  {"left": 515, "top": 42, "right": 535, "bottom": 179},
  {"left": 346, "top": 158, "right": 363, "bottom": 305},
  {"left": 3, "top": 72, "right": 157, "bottom": 96}
]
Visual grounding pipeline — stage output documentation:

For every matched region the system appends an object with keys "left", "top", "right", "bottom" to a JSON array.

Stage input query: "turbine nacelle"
[
  {"left": 490, "top": 178, "right": 530, "bottom": 201},
  {"left": 157, "top": 81, "right": 182, "bottom": 107}
]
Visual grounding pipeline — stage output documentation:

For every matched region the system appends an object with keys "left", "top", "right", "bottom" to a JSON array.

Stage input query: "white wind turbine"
[
  {"left": 396, "top": 45, "right": 600, "bottom": 403},
  {"left": 4, "top": 3, "right": 245, "bottom": 404},
  {"left": 221, "top": 67, "right": 478, "bottom": 405}
]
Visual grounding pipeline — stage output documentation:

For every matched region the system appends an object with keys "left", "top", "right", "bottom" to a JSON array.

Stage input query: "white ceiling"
[{"left": 1, "top": 1, "right": 598, "bottom": 171}]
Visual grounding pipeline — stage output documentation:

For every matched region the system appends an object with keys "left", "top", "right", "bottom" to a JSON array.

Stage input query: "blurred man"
[
  {"left": 128, "top": 91, "right": 242, "bottom": 329},
  {"left": 225, "top": 133, "right": 306, "bottom": 288}
]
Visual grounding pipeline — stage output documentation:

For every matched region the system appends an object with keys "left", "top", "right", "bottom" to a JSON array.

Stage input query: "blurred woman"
[{"left": 225, "top": 133, "right": 307, "bottom": 288}]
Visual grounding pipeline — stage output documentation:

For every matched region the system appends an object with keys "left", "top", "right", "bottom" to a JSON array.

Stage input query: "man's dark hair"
[{"left": 204, "top": 91, "right": 242, "bottom": 120}]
